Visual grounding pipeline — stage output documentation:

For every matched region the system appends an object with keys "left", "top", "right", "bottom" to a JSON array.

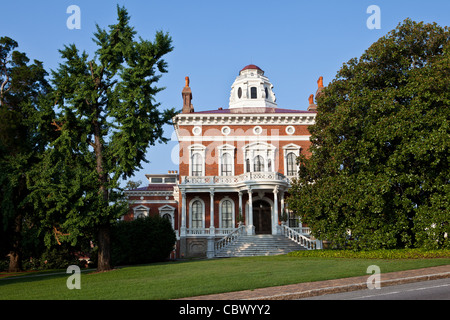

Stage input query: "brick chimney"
[
  {"left": 182, "top": 76, "right": 194, "bottom": 113},
  {"left": 307, "top": 94, "right": 317, "bottom": 112},
  {"left": 315, "top": 76, "right": 324, "bottom": 100}
]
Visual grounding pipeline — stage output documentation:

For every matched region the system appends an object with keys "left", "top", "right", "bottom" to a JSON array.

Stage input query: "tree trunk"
[
  {"left": 8, "top": 252, "right": 21, "bottom": 273},
  {"left": 8, "top": 213, "right": 22, "bottom": 272},
  {"left": 93, "top": 114, "right": 111, "bottom": 272},
  {"left": 97, "top": 224, "right": 111, "bottom": 272}
]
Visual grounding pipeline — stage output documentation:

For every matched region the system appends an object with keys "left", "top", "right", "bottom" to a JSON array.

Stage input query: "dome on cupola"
[{"left": 229, "top": 64, "right": 277, "bottom": 110}]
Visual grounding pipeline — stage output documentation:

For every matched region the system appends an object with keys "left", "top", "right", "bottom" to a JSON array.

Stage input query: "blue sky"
[{"left": 1, "top": 0, "right": 449, "bottom": 186}]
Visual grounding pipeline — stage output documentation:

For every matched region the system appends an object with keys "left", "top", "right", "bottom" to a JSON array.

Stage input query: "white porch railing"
[
  {"left": 185, "top": 228, "right": 238, "bottom": 237},
  {"left": 181, "top": 172, "right": 290, "bottom": 185},
  {"left": 214, "top": 224, "right": 246, "bottom": 252},
  {"left": 280, "top": 224, "right": 322, "bottom": 250},
  {"left": 290, "top": 227, "right": 311, "bottom": 235}
]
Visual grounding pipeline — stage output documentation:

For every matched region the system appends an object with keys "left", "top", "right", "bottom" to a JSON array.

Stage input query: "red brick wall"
[{"left": 177, "top": 123, "right": 312, "bottom": 176}]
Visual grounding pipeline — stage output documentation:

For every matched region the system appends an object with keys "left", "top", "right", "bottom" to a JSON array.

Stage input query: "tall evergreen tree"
[
  {"left": 288, "top": 19, "right": 449, "bottom": 250},
  {"left": 33, "top": 6, "right": 175, "bottom": 271},
  {"left": 0, "top": 36, "right": 53, "bottom": 271}
]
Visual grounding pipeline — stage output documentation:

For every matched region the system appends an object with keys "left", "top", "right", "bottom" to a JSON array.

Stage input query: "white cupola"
[{"left": 229, "top": 65, "right": 277, "bottom": 110}]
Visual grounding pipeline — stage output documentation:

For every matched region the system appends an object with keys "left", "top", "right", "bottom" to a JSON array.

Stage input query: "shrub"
[
  {"left": 287, "top": 248, "right": 450, "bottom": 259},
  {"left": 110, "top": 216, "right": 176, "bottom": 266}
]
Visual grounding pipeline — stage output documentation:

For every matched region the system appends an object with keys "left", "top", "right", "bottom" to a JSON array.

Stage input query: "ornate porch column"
[
  {"left": 209, "top": 188, "right": 215, "bottom": 232},
  {"left": 272, "top": 186, "right": 279, "bottom": 235},
  {"left": 247, "top": 187, "right": 255, "bottom": 235},
  {"left": 238, "top": 190, "right": 243, "bottom": 223},
  {"left": 180, "top": 189, "right": 187, "bottom": 237},
  {"left": 207, "top": 188, "right": 215, "bottom": 259}
]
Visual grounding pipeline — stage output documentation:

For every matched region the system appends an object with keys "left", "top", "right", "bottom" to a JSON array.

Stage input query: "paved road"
[{"left": 301, "top": 277, "right": 450, "bottom": 300}]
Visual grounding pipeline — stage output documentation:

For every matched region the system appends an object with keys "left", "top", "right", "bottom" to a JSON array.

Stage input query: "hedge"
[
  {"left": 110, "top": 215, "right": 176, "bottom": 266},
  {"left": 287, "top": 248, "right": 450, "bottom": 259}
]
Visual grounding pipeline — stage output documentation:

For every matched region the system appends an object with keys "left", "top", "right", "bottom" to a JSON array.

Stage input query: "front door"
[{"left": 253, "top": 200, "right": 271, "bottom": 234}]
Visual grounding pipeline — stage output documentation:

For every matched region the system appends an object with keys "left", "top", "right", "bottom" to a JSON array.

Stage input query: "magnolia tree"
[{"left": 288, "top": 19, "right": 449, "bottom": 250}]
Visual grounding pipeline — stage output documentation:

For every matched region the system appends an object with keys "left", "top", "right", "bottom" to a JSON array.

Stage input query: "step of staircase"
[{"left": 215, "top": 234, "right": 306, "bottom": 258}]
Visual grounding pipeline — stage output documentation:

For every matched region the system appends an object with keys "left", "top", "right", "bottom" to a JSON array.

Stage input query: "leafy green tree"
[
  {"left": 288, "top": 19, "right": 449, "bottom": 250},
  {"left": 0, "top": 36, "right": 53, "bottom": 271},
  {"left": 32, "top": 6, "right": 175, "bottom": 271}
]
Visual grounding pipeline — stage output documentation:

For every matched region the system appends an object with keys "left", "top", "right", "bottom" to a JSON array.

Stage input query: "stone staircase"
[{"left": 215, "top": 234, "right": 306, "bottom": 258}]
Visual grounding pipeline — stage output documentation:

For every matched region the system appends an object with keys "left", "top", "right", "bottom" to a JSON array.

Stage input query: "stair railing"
[
  {"left": 280, "top": 224, "right": 322, "bottom": 250},
  {"left": 215, "top": 224, "right": 246, "bottom": 252}
]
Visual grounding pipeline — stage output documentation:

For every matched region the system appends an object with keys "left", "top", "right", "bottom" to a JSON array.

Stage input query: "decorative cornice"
[
  {"left": 125, "top": 190, "right": 175, "bottom": 197},
  {"left": 174, "top": 113, "right": 315, "bottom": 126}
]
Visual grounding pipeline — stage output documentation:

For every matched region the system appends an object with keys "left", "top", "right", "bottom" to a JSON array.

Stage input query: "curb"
[{"left": 248, "top": 271, "right": 450, "bottom": 300}]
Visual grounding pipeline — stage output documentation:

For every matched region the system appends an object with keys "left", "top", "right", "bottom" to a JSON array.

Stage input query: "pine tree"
[
  {"left": 34, "top": 6, "right": 175, "bottom": 271},
  {"left": 0, "top": 36, "right": 53, "bottom": 271}
]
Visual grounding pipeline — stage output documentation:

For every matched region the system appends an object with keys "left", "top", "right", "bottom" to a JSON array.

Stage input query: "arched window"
[
  {"left": 136, "top": 210, "right": 146, "bottom": 219},
  {"left": 221, "top": 153, "right": 232, "bottom": 176},
  {"left": 133, "top": 205, "right": 149, "bottom": 219},
  {"left": 221, "top": 200, "right": 233, "bottom": 228},
  {"left": 250, "top": 87, "right": 257, "bottom": 99},
  {"left": 163, "top": 213, "right": 172, "bottom": 224},
  {"left": 191, "top": 153, "right": 203, "bottom": 176},
  {"left": 253, "top": 155, "right": 264, "bottom": 172},
  {"left": 191, "top": 200, "right": 203, "bottom": 228},
  {"left": 286, "top": 152, "right": 296, "bottom": 176}
]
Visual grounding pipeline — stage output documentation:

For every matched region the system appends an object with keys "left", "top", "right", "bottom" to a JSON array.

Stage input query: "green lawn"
[{"left": 1, "top": 254, "right": 449, "bottom": 300}]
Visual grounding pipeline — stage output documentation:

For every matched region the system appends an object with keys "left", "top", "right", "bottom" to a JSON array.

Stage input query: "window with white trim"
[
  {"left": 283, "top": 144, "right": 301, "bottom": 177},
  {"left": 191, "top": 153, "right": 203, "bottom": 176},
  {"left": 286, "top": 152, "right": 297, "bottom": 176},
  {"left": 133, "top": 205, "right": 149, "bottom": 219},
  {"left": 189, "top": 144, "right": 206, "bottom": 176},
  {"left": 218, "top": 144, "right": 235, "bottom": 176},
  {"left": 250, "top": 87, "right": 257, "bottom": 99},
  {"left": 191, "top": 200, "right": 203, "bottom": 228},
  {"left": 221, "top": 153, "right": 232, "bottom": 176},
  {"left": 253, "top": 155, "right": 264, "bottom": 172},
  {"left": 243, "top": 142, "right": 276, "bottom": 173},
  {"left": 159, "top": 205, "right": 175, "bottom": 230},
  {"left": 221, "top": 199, "right": 233, "bottom": 228}
]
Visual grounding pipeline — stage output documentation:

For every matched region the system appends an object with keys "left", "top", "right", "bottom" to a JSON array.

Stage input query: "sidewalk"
[{"left": 179, "top": 265, "right": 450, "bottom": 300}]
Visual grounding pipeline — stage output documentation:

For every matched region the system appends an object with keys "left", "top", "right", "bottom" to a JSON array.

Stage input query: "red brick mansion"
[{"left": 125, "top": 65, "right": 323, "bottom": 258}]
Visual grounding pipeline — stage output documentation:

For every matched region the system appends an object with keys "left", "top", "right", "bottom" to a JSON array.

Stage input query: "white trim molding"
[
  {"left": 218, "top": 144, "right": 236, "bottom": 176},
  {"left": 243, "top": 141, "right": 276, "bottom": 173},
  {"left": 159, "top": 204, "right": 176, "bottom": 230},
  {"left": 188, "top": 144, "right": 206, "bottom": 176},
  {"left": 133, "top": 205, "right": 150, "bottom": 219}
]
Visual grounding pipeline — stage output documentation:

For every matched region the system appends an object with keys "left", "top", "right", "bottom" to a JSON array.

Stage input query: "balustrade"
[
  {"left": 280, "top": 224, "right": 322, "bottom": 250},
  {"left": 182, "top": 172, "right": 289, "bottom": 185}
]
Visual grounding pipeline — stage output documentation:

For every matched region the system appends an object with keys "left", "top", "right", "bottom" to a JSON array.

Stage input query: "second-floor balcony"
[{"left": 180, "top": 171, "right": 297, "bottom": 189}]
